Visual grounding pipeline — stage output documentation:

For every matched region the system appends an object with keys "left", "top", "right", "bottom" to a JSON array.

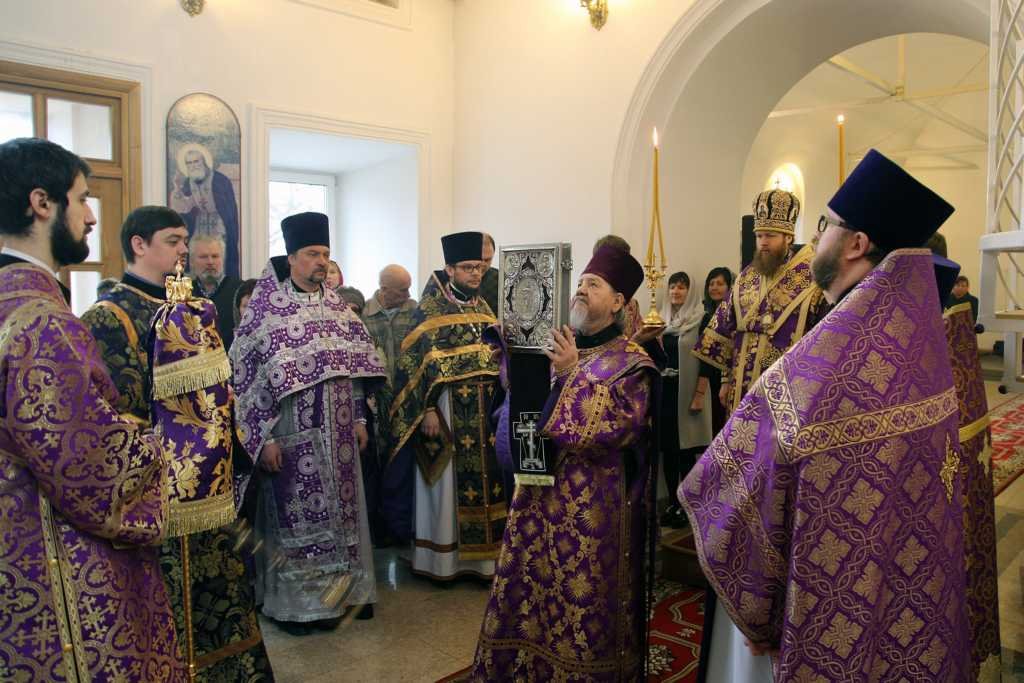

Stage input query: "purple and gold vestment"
[
  {"left": 944, "top": 303, "right": 1001, "bottom": 681},
  {"left": 0, "top": 264, "right": 185, "bottom": 682},
  {"left": 681, "top": 249, "right": 970, "bottom": 681},
  {"left": 232, "top": 258, "right": 385, "bottom": 622},
  {"left": 471, "top": 334, "right": 658, "bottom": 681},
  {"left": 693, "top": 244, "right": 829, "bottom": 411}
]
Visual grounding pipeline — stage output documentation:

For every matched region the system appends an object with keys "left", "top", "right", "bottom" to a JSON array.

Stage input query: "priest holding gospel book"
[{"left": 470, "top": 245, "right": 660, "bottom": 680}]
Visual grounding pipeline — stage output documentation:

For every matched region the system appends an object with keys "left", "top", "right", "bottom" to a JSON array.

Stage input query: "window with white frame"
[{"left": 268, "top": 170, "right": 336, "bottom": 257}]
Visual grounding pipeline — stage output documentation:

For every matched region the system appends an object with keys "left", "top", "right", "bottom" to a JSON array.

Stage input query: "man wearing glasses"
[
  {"left": 694, "top": 189, "right": 829, "bottom": 413},
  {"left": 390, "top": 231, "right": 505, "bottom": 580},
  {"left": 681, "top": 149, "right": 970, "bottom": 681}
]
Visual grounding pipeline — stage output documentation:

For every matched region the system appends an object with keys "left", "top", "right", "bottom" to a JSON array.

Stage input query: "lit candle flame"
[
  {"left": 652, "top": 127, "right": 659, "bottom": 148},
  {"left": 836, "top": 114, "right": 845, "bottom": 124}
]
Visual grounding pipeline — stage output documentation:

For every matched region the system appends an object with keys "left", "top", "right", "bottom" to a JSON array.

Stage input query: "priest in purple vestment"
[
  {"left": 231, "top": 212, "right": 385, "bottom": 634},
  {"left": 471, "top": 246, "right": 659, "bottom": 681},
  {"left": 0, "top": 138, "right": 186, "bottom": 681},
  {"left": 933, "top": 255, "right": 1002, "bottom": 681},
  {"left": 681, "top": 149, "right": 971, "bottom": 681}
]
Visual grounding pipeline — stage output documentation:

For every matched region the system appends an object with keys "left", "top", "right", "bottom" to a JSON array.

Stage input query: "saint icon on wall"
[{"left": 167, "top": 93, "right": 241, "bottom": 278}]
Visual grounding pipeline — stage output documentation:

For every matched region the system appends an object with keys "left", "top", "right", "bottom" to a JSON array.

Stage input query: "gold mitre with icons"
[
  {"left": 150, "top": 262, "right": 235, "bottom": 537},
  {"left": 753, "top": 189, "right": 801, "bottom": 236}
]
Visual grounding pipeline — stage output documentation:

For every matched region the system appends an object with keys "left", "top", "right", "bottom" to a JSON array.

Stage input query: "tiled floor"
[
  {"left": 260, "top": 550, "right": 488, "bottom": 682},
  {"left": 260, "top": 382, "right": 1024, "bottom": 682}
]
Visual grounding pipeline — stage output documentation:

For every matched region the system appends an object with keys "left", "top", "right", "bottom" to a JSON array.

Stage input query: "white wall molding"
[
  {"left": 248, "top": 104, "right": 430, "bottom": 279},
  {"left": 288, "top": 0, "right": 413, "bottom": 30}
]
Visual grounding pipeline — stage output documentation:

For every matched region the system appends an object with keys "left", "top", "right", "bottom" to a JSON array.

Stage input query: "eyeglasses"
[
  {"left": 455, "top": 263, "right": 486, "bottom": 274},
  {"left": 817, "top": 215, "right": 858, "bottom": 234}
]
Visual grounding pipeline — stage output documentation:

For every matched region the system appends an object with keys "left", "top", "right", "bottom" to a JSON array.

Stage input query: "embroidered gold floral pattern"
[
  {"left": 939, "top": 433, "right": 958, "bottom": 503},
  {"left": 852, "top": 560, "right": 882, "bottom": 604},
  {"left": 791, "top": 388, "right": 957, "bottom": 459},
  {"left": 472, "top": 338, "right": 656, "bottom": 680},
  {"left": 821, "top": 612, "right": 862, "bottom": 658},
  {"left": 787, "top": 585, "right": 818, "bottom": 627},
  {"left": 809, "top": 529, "right": 851, "bottom": 576},
  {"left": 895, "top": 535, "right": 928, "bottom": 576},
  {"left": 857, "top": 350, "right": 896, "bottom": 394},
  {"left": 889, "top": 608, "right": 924, "bottom": 646},
  {"left": 944, "top": 304, "right": 1002, "bottom": 681},
  {"left": 726, "top": 417, "right": 758, "bottom": 454},
  {"left": 0, "top": 267, "right": 185, "bottom": 681},
  {"left": 883, "top": 306, "right": 916, "bottom": 348},
  {"left": 841, "top": 478, "right": 884, "bottom": 524},
  {"left": 679, "top": 250, "right": 969, "bottom": 681}
]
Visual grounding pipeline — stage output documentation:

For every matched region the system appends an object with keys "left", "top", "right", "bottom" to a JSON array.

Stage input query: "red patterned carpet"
[
  {"left": 646, "top": 581, "right": 706, "bottom": 682},
  {"left": 435, "top": 580, "right": 705, "bottom": 682},
  {"left": 990, "top": 393, "right": 1024, "bottom": 495}
]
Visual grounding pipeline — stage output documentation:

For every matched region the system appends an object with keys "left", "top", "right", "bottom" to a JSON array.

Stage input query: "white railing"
[{"left": 981, "top": 0, "right": 1024, "bottom": 391}]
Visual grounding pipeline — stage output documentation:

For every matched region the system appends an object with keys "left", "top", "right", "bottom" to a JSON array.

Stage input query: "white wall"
[
  {"left": 0, "top": 0, "right": 454, "bottom": 280},
  {"left": 337, "top": 154, "right": 419, "bottom": 297},
  {"left": 454, "top": 0, "right": 988, "bottom": 301},
  {"left": 453, "top": 0, "right": 696, "bottom": 282}
]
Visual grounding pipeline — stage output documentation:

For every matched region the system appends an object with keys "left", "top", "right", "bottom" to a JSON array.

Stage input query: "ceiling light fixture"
[
  {"left": 580, "top": 0, "right": 608, "bottom": 31},
  {"left": 181, "top": 0, "right": 205, "bottom": 17}
]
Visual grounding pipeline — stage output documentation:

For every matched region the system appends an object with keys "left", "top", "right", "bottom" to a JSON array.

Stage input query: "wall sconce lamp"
[
  {"left": 181, "top": 0, "right": 205, "bottom": 17},
  {"left": 581, "top": 0, "right": 608, "bottom": 30}
]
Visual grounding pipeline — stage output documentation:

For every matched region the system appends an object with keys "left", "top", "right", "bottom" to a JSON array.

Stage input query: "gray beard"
[{"left": 569, "top": 301, "right": 589, "bottom": 332}]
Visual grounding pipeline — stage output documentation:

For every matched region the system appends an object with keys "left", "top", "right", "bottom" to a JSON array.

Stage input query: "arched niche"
[{"left": 611, "top": 0, "right": 987, "bottom": 281}]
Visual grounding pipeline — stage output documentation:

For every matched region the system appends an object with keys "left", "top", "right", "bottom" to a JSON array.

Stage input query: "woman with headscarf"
[
  {"left": 701, "top": 267, "right": 734, "bottom": 436},
  {"left": 659, "top": 272, "right": 711, "bottom": 527}
]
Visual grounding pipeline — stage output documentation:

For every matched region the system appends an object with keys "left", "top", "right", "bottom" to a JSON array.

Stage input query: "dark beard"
[
  {"left": 50, "top": 203, "right": 90, "bottom": 267},
  {"left": 753, "top": 248, "right": 788, "bottom": 277},
  {"left": 811, "top": 244, "right": 841, "bottom": 292},
  {"left": 450, "top": 281, "right": 478, "bottom": 300}
]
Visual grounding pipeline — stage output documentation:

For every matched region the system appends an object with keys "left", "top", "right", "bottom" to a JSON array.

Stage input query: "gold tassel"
[
  {"left": 166, "top": 493, "right": 237, "bottom": 538},
  {"left": 153, "top": 351, "right": 232, "bottom": 400}
]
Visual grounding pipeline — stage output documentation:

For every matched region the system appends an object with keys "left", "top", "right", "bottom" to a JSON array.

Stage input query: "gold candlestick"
[{"left": 643, "top": 127, "right": 667, "bottom": 328}]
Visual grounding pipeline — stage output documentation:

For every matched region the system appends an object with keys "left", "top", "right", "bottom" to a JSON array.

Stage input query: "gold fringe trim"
[
  {"left": 514, "top": 473, "right": 555, "bottom": 487},
  {"left": 943, "top": 302, "right": 974, "bottom": 319},
  {"left": 166, "top": 492, "right": 236, "bottom": 538},
  {"left": 153, "top": 350, "right": 231, "bottom": 400}
]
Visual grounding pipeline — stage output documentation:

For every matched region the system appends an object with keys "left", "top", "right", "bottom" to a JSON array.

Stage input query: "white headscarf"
[{"left": 661, "top": 277, "right": 704, "bottom": 336}]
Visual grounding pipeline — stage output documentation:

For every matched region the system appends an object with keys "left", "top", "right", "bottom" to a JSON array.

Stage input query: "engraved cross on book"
[{"left": 513, "top": 412, "right": 546, "bottom": 472}]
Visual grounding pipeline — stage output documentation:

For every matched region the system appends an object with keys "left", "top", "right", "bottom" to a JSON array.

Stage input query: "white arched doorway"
[{"left": 610, "top": 0, "right": 988, "bottom": 281}]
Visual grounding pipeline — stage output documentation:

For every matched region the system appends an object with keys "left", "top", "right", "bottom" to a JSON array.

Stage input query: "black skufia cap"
[
  {"left": 441, "top": 231, "right": 483, "bottom": 265},
  {"left": 281, "top": 212, "right": 330, "bottom": 254}
]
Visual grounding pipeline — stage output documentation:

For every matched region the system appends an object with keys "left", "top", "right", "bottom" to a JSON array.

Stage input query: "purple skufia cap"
[
  {"left": 828, "top": 149, "right": 954, "bottom": 251},
  {"left": 582, "top": 245, "right": 645, "bottom": 301}
]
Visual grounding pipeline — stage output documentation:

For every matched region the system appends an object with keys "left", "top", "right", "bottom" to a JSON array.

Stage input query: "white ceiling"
[
  {"left": 757, "top": 33, "right": 987, "bottom": 175},
  {"left": 269, "top": 127, "right": 416, "bottom": 175},
  {"left": 763, "top": 32, "right": 988, "bottom": 170}
]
